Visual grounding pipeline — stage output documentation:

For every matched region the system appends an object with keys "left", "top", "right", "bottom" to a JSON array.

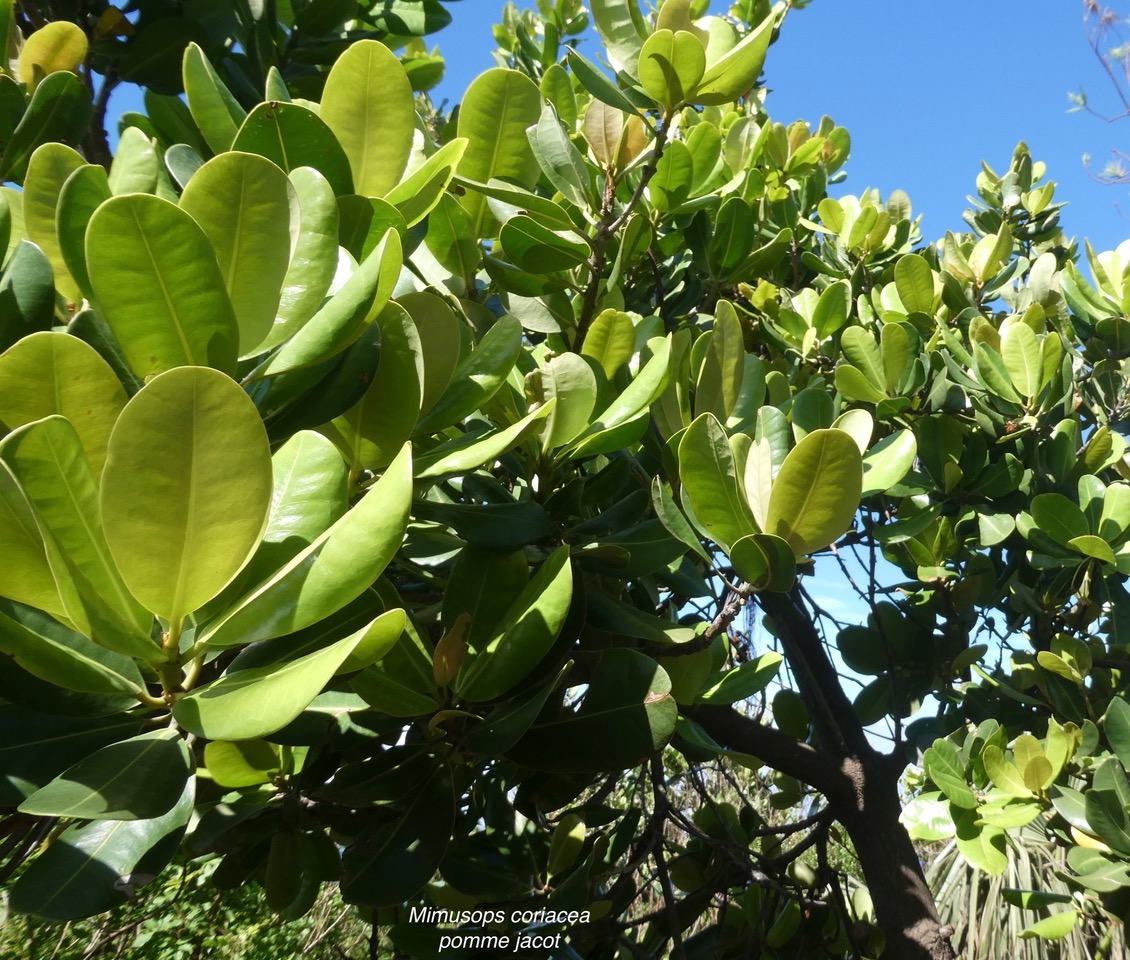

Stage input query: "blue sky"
[{"left": 435, "top": 0, "right": 1130, "bottom": 256}]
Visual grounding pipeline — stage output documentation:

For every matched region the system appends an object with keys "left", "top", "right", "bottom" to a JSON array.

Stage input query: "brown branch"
[
  {"left": 685, "top": 705, "right": 854, "bottom": 808},
  {"left": 573, "top": 114, "right": 672, "bottom": 351},
  {"left": 643, "top": 584, "right": 752, "bottom": 658}
]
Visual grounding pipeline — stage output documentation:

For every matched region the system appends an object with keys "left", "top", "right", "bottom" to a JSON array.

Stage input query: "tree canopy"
[{"left": 3, "top": 2, "right": 1130, "bottom": 959}]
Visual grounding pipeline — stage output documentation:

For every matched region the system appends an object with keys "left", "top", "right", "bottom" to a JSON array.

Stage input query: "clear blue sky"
[{"left": 434, "top": 0, "right": 1130, "bottom": 255}]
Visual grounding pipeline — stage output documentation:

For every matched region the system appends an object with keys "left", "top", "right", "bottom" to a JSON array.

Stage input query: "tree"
[{"left": 2, "top": 1, "right": 1130, "bottom": 959}]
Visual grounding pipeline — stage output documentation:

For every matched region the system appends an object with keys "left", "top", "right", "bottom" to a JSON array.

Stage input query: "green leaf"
[
  {"left": 108, "top": 126, "right": 158, "bottom": 196},
  {"left": 500, "top": 214, "right": 589, "bottom": 273},
  {"left": 692, "top": 10, "right": 773, "bottom": 105},
  {"left": 454, "top": 546, "right": 573, "bottom": 702},
  {"left": 198, "top": 444, "right": 411, "bottom": 649},
  {"left": 320, "top": 40, "right": 413, "bottom": 198},
  {"left": 324, "top": 302, "right": 422, "bottom": 477},
  {"left": 569, "top": 336, "right": 672, "bottom": 457},
  {"left": 224, "top": 430, "right": 348, "bottom": 600},
  {"left": 414, "top": 315, "right": 523, "bottom": 435},
  {"left": 653, "top": 476, "right": 712, "bottom": 563},
  {"left": 835, "top": 363, "right": 887, "bottom": 403},
  {"left": 1068, "top": 534, "right": 1117, "bottom": 564},
  {"left": 508, "top": 648, "right": 677, "bottom": 772},
  {"left": 174, "top": 617, "right": 389, "bottom": 740},
  {"left": 698, "top": 651, "right": 782, "bottom": 704},
  {"left": 0, "top": 462, "right": 68, "bottom": 622},
  {"left": 0, "top": 240, "right": 55, "bottom": 350},
  {"left": 729, "top": 533, "right": 796, "bottom": 592},
  {"left": 86, "top": 194, "right": 239, "bottom": 379},
  {"left": 22, "top": 143, "right": 84, "bottom": 301},
  {"left": 0, "top": 709, "right": 142, "bottom": 806},
  {"left": 231, "top": 102, "right": 353, "bottom": 196},
  {"left": 582, "top": 309, "right": 636, "bottom": 377},
  {"left": 861, "top": 429, "right": 917, "bottom": 496},
  {"left": 527, "top": 103, "right": 590, "bottom": 209},
  {"left": 1019, "top": 912, "right": 1080, "bottom": 942},
  {"left": 9, "top": 776, "right": 193, "bottom": 920},
  {"left": 923, "top": 738, "right": 977, "bottom": 809},
  {"left": 1001, "top": 322, "right": 1042, "bottom": 399},
  {"left": 695, "top": 304, "right": 745, "bottom": 421},
  {"left": 982, "top": 744, "right": 1034, "bottom": 798},
  {"left": 250, "top": 229, "right": 402, "bottom": 378},
  {"left": 568, "top": 48, "right": 643, "bottom": 116},
  {"left": 0, "top": 332, "right": 126, "bottom": 479},
  {"left": 179, "top": 152, "right": 293, "bottom": 357},
  {"left": 812, "top": 280, "right": 851, "bottom": 338},
  {"left": 1103, "top": 697, "right": 1130, "bottom": 769},
  {"left": 0, "top": 599, "right": 144, "bottom": 696},
  {"left": 953, "top": 807, "right": 1008, "bottom": 876},
  {"left": 56, "top": 163, "right": 112, "bottom": 301},
  {"left": 0, "top": 71, "right": 92, "bottom": 184},
  {"left": 203, "top": 739, "right": 281, "bottom": 788},
  {"left": 973, "top": 341, "right": 1024, "bottom": 404},
  {"left": 589, "top": 0, "right": 648, "bottom": 75},
  {"left": 455, "top": 69, "right": 542, "bottom": 235},
  {"left": 101, "top": 367, "right": 272, "bottom": 626},
  {"left": 341, "top": 761, "right": 454, "bottom": 907},
  {"left": 19, "top": 730, "right": 190, "bottom": 820},
  {"left": 894, "top": 254, "right": 934, "bottom": 314},
  {"left": 639, "top": 29, "right": 706, "bottom": 110},
  {"left": 0, "top": 416, "right": 153, "bottom": 657},
  {"left": 840, "top": 327, "right": 885, "bottom": 391},
  {"left": 259, "top": 166, "right": 340, "bottom": 353},
  {"left": 765, "top": 429, "right": 862, "bottom": 555},
  {"left": 678, "top": 412, "right": 757, "bottom": 551},
  {"left": 1030, "top": 493, "right": 1089, "bottom": 547},
  {"left": 415, "top": 402, "right": 554, "bottom": 478},
  {"left": 182, "top": 42, "right": 246, "bottom": 154},
  {"left": 383, "top": 137, "right": 468, "bottom": 227},
  {"left": 532, "top": 352, "right": 597, "bottom": 453}
]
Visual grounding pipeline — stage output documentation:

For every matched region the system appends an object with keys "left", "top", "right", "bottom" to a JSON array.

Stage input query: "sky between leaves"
[{"left": 437, "top": 0, "right": 1130, "bottom": 256}]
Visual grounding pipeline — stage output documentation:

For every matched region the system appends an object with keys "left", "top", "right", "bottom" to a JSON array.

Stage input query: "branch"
[
  {"left": 685, "top": 705, "right": 854, "bottom": 808},
  {"left": 757, "top": 589, "right": 875, "bottom": 760},
  {"left": 573, "top": 114, "right": 672, "bottom": 351},
  {"left": 643, "top": 584, "right": 752, "bottom": 658}
]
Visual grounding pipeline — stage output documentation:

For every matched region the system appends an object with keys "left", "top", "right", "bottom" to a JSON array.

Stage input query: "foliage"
[{"left": 3, "top": 1, "right": 1130, "bottom": 959}]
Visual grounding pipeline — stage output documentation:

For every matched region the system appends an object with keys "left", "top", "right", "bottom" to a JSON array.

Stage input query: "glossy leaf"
[
  {"left": 456, "top": 69, "right": 542, "bottom": 234},
  {"left": 678, "top": 413, "right": 756, "bottom": 551},
  {"left": 22, "top": 143, "right": 84, "bottom": 301},
  {"left": 251, "top": 229, "right": 402, "bottom": 378},
  {"left": 179, "top": 152, "right": 293, "bottom": 357},
  {"left": 765, "top": 429, "right": 862, "bottom": 555},
  {"left": 198, "top": 444, "right": 411, "bottom": 649},
  {"left": 0, "top": 332, "right": 126, "bottom": 478},
  {"left": 231, "top": 102, "right": 353, "bottom": 196},
  {"left": 182, "top": 42, "right": 246, "bottom": 154},
  {"left": 320, "top": 41, "right": 414, "bottom": 198},
  {"left": 9, "top": 777, "right": 193, "bottom": 920},
  {"left": 174, "top": 616, "right": 392, "bottom": 740},
  {"left": 86, "top": 194, "right": 239, "bottom": 378},
  {"left": 19, "top": 730, "right": 190, "bottom": 820},
  {"left": 692, "top": 10, "right": 773, "bottom": 105},
  {"left": 56, "top": 163, "right": 112, "bottom": 301},
  {"left": 0, "top": 416, "right": 153, "bottom": 656},
  {"left": 639, "top": 29, "right": 706, "bottom": 110},
  {"left": 454, "top": 546, "right": 573, "bottom": 702},
  {"left": 0, "top": 72, "right": 91, "bottom": 183},
  {"left": 508, "top": 648, "right": 677, "bottom": 772},
  {"left": 101, "top": 367, "right": 271, "bottom": 625}
]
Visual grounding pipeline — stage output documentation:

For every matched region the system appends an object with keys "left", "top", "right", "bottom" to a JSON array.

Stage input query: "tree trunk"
[
  {"left": 836, "top": 757, "right": 957, "bottom": 960},
  {"left": 690, "top": 706, "right": 957, "bottom": 960}
]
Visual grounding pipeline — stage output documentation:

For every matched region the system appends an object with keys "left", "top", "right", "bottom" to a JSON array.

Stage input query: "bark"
[
  {"left": 837, "top": 757, "right": 957, "bottom": 960},
  {"left": 689, "top": 584, "right": 958, "bottom": 960}
]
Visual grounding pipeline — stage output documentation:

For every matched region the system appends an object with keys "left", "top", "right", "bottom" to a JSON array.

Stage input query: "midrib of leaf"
[
  {"left": 130, "top": 205, "right": 195, "bottom": 365},
  {"left": 42, "top": 425, "right": 138, "bottom": 624},
  {"left": 43, "top": 735, "right": 177, "bottom": 817},
  {"left": 168, "top": 376, "right": 201, "bottom": 625}
]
